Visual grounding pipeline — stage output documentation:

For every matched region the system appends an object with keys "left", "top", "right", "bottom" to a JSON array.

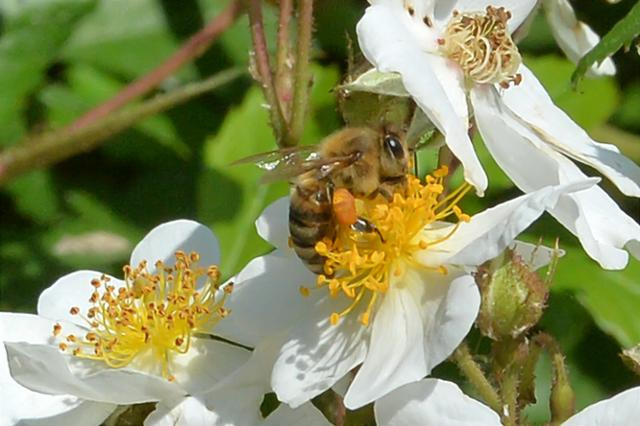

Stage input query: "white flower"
[
  {"left": 356, "top": 0, "right": 640, "bottom": 270},
  {"left": 1, "top": 220, "right": 270, "bottom": 425},
  {"left": 374, "top": 378, "right": 640, "bottom": 426},
  {"left": 214, "top": 171, "right": 595, "bottom": 411},
  {"left": 541, "top": 0, "right": 616, "bottom": 77}
]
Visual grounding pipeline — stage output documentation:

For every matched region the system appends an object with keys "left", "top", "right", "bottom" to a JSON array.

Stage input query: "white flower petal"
[
  {"left": 5, "top": 342, "right": 182, "bottom": 405},
  {"left": 510, "top": 240, "right": 565, "bottom": 271},
  {"left": 472, "top": 84, "right": 640, "bottom": 269},
  {"left": 256, "top": 196, "right": 291, "bottom": 250},
  {"left": 374, "top": 378, "right": 501, "bottom": 426},
  {"left": 144, "top": 397, "right": 219, "bottom": 426},
  {"left": 0, "top": 313, "right": 115, "bottom": 426},
  {"left": 542, "top": 0, "right": 616, "bottom": 76},
  {"left": 500, "top": 66, "right": 640, "bottom": 197},
  {"left": 344, "top": 285, "right": 426, "bottom": 409},
  {"left": 453, "top": 0, "right": 538, "bottom": 32},
  {"left": 215, "top": 250, "right": 319, "bottom": 348},
  {"left": 564, "top": 386, "right": 640, "bottom": 426},
  {"left": 430, "top": 178, "right": 597, "bottom": 268},
  {"left": 130, "top": 220, "right": 221, "bottom": 273},
  {"left": 357, "top": 1, "right": 487, "bottom": 194},
  {"left": 271, "top": 309, "right": 369, "bottom": 408},
  {"left": 262, "top": 403, "right": 332, "bottom": 426},
  {"left": 37, "top": 270, "right": 122, "bottom": 327}
]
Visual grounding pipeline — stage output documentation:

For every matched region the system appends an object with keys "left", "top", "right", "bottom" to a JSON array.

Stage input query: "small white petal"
[
  {"left": 564, "top": 386, "right": 640, "bottom": 426},
  {"left": 256, "top": 197, "right": 291, "bottom": 250},
  {"left": 37, "top": 271, "right": 122, "bottom": 327},
  {"left": 345, "top": 285, "right": 426, "bottom": 409},
  {"left": 144, "top": 397, "right": 219, "bottom": 426},
  {"left": 472, "top": 84, "right": 640, "bottom": 269},
  {"left": 357, "top": 1, "right": 487, "bottom": 194},
  {"left": 510, "top": 241, "right": 565, "bottom": 271},
  {"left": 262, "top": 403, "right": 332, "bottom": 426},
  {"left": 542, "top": 0, "right": 616, "bottom": 76},
  {"left": 500, "top": 66, "right": 640, "bottom": 197},
  {"left": 130, "top": 220, "right": 221, "bottom": 273},
  {"left": 374, "top": 378, "right": 501, "bottom": 426},
  {"left": 453, "top": 0, "right": 538, "bottom": 33},
  {"left": 6, "top": 342, "right": 182, "bottom": 405},
  {"left": 215, "top": 250, "right": 319, "bottom": 348},
  {"left": 432, "top": 179, "right": 597, "bottom": 267},
  {"left": 271, "top": 309, "right": 369, "bottom": 408},
  {"left": 0, "top": 313, "right": 116, "bottom": 426}
]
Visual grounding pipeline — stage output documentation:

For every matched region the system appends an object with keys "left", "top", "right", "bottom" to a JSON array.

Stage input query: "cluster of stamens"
[
  {"left": 53, "top": 251, "right": 230, "bottom": 381},
  {"left": 440, "top": 6, "right": 522, "bottom": 87},
  {"left": 306, "top": 167, "right": 471, "bottom": 327}
]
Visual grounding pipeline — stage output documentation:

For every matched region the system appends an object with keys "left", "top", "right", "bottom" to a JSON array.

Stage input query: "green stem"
[
  {"left": 287, "top": 0, "right": 314, "bottom": 147},
  {"left": 453, "top": 343, "right": 502, "bottom": 413},
  {"left": 500, "top": 365, "right": 519, "bottom": 426},
  {"left": 0, "top": 69, "right": 243, "bottom": 185},
  {"left": 247, "top": 0, "right": 287, "bottom": 145},
  {"left": 275, "top": 0, "right": 293, "bottom": 121},
  {"left": 534, "top": 333, "right": 575, "bottom": 425}
]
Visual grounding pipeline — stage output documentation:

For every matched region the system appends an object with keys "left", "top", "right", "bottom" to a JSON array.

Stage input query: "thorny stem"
[
  {"left": 288, "top": 0, "right": 314, "bottom": 147},
  {"left": 275, "top": 0, "right": 293, "bottom": 107},
  {"left": 247, "top": 0, "right": 288, "bottom": 146},
  {"left": 500, "top": 364, "right": 519, "bottom": 426},
  {"left": 453, "top": 343, "right": 503, "bottom": 413},
  {"left": 534, "top": 333, "right": 575, "bottom": 425},
  {"left": 68, "top": 0, "right": 242, "bottom": 132},
  {"left": 0, "top": 69, "right": 243, "bottom": 185}
]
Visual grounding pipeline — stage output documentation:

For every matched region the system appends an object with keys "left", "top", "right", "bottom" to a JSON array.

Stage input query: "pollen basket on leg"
[
  {"left": 315, "top": 168, "right": 471, "bottom": 327},
  {"left": 441, "top": 6, "right": 522, "bottom": 87},
  {"left": 54, "top": 251, "right": 228, "bottom": 381}
]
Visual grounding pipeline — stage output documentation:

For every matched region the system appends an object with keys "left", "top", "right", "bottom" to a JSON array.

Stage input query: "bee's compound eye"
[{"left": 384, "top": 134, "right": 404, "bottom": 160}]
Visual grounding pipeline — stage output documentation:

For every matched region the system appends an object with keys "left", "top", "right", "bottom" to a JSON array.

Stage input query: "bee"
[{"left": 235, "top": 127, "right": 410, "bottom": 274}]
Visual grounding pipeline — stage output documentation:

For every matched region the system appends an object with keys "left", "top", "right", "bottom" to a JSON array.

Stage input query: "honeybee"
[{"left": 235, "top": 127, "right": 410, "bottom": 274}]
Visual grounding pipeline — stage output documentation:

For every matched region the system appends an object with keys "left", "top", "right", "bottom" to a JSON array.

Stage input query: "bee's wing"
[{"left": 232, "top": 145, "right": 358, "bottom": 184}]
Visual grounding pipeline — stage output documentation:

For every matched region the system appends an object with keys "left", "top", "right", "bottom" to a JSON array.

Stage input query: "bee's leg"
[{"left": 351, "top": 218, "right": 385, "bottom": 243}]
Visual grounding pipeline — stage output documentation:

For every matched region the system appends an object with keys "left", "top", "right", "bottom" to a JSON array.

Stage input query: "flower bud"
[{"left": 475, "top": 247, "right": 550, "bottom": 340}]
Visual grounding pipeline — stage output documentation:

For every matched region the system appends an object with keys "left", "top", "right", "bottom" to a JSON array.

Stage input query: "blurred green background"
[{"left": 1, "top": 0, "right": 639, "bottom": 423}]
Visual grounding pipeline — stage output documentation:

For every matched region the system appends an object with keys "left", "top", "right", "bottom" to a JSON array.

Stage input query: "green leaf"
[
  {"left": 553, "top": 249, "right": 640, "bottom": 348},
  {"left": 4, "top": 171, "right": 60, "bottom": 225},
  {"left": 572, "top": 1, "right": 640, "bottom": 87},
  {"left": 199, "top": 87, "right": 288, "bottom": 276},
  {"left": 525, "top": 55, "right": 619, "bottom": 130},
  {"left": 0, "top": 0, "right": 97, "bottom": 144}
]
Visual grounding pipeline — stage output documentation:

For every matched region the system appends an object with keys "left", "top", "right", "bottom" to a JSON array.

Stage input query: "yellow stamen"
[
  {"left": 54, "top": 251, "right": 227, "bottom": 381},
  {"left": 316, "top": 171, "right": 471, "bottom": 326}
]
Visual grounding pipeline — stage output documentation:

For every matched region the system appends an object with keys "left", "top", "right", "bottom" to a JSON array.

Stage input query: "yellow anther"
[
  {"left": 52, "top": 323, "right": 62, "bottom": 336},
  {"left": 360, "top": 312, "right": 370, "bottom": 326},
  {"left": 299, "top": 286, "right": 311, "bottom": 297},
  {"left": 330, "top": 313, "right": 340, "bottom": 325}
]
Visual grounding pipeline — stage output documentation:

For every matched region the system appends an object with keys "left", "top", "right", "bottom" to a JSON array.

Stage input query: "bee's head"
[{"left": 379, "top": 132, "right": 409, "bottom": 177}]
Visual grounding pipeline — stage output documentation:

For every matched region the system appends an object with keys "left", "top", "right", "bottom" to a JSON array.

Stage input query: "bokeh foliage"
[{"left": 1, "top": 0, "right": 639, "bottom": 422}]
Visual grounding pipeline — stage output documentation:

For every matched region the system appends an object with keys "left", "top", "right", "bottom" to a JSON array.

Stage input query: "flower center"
[
  {"left": 440, "top": 6, "right": 522, "bottom": 87},
  {"left": 54, "top": 251, "right": 229, "bottom": 381},
  {"left": 309, "top": 167, "right": 470, "bottom": 326}
]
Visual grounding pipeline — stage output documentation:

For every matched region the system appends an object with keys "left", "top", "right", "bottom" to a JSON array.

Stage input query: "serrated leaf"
[
  {"left": 572, "top": 1, "right": 640, "bottom": 87},
  {"left": 0, "top": 0, "right": 96, "bottom": 144},
  {"left": 340, "top": 69, "right": 410, "bottom": 97}
]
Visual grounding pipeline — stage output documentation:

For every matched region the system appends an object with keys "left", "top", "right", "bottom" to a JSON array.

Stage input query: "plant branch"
[
  {"left": 288, "top": 0, "right": 314, "bottom": 147},
  {"left": 453, "top": 343, "right": 502, "bottom": 413},
  {"left": 68, "top": 0, "right": 242, "bottom": 132},
  {"left": 0, "top": 69, "right": 244, "bottom": 185},
  {"left": 247, "top": 0, "right": 287, "bottom": 145},
  {"left": 276, "top": 0, "right": 293, "bottom": 78}
]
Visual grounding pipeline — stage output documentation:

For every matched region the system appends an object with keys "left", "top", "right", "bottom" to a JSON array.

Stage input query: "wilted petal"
[
  {"left": 0, "top": 313, "right": 116, "bottom": 426},
  {"left": 130, "top": 220, "right": 221, "bottom": 273},
  {"left": 500, "top": 66, "right": 640, "bottom": 197},
  {"left": 271, "top": 308, "right": 369, "bottom": 408},
  {"left": 542, "top": 0, "right": 616, "bottom": 76},
  {"left": 262, "top": 403, "right": 332, "bottom": 426},
  {"left": 215, "top": 250, "right": 319, "bottom": 348},
  {"left": 256, "top": 196, "right": 291, "bottom": 251},
  {"left": 374, "top": 378, "right": 501, "bottom": 426},
  {"left": 345, "top": 286, "right": 426, "bottom": 409},
  {"left": 37, "top": 271, "right": 122, "bottom": 327},
  {"left": 357, "top": 1, "right": 487, "bottom": 194},
  {"left": 564, "top": 386, "right": 640, "bottom": 426},
  {"left": 6, "top": 341, "right": 181, "bottom": 405},
  {"left": 472, "top": 84, "right": 640, "bottom": 269}
]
